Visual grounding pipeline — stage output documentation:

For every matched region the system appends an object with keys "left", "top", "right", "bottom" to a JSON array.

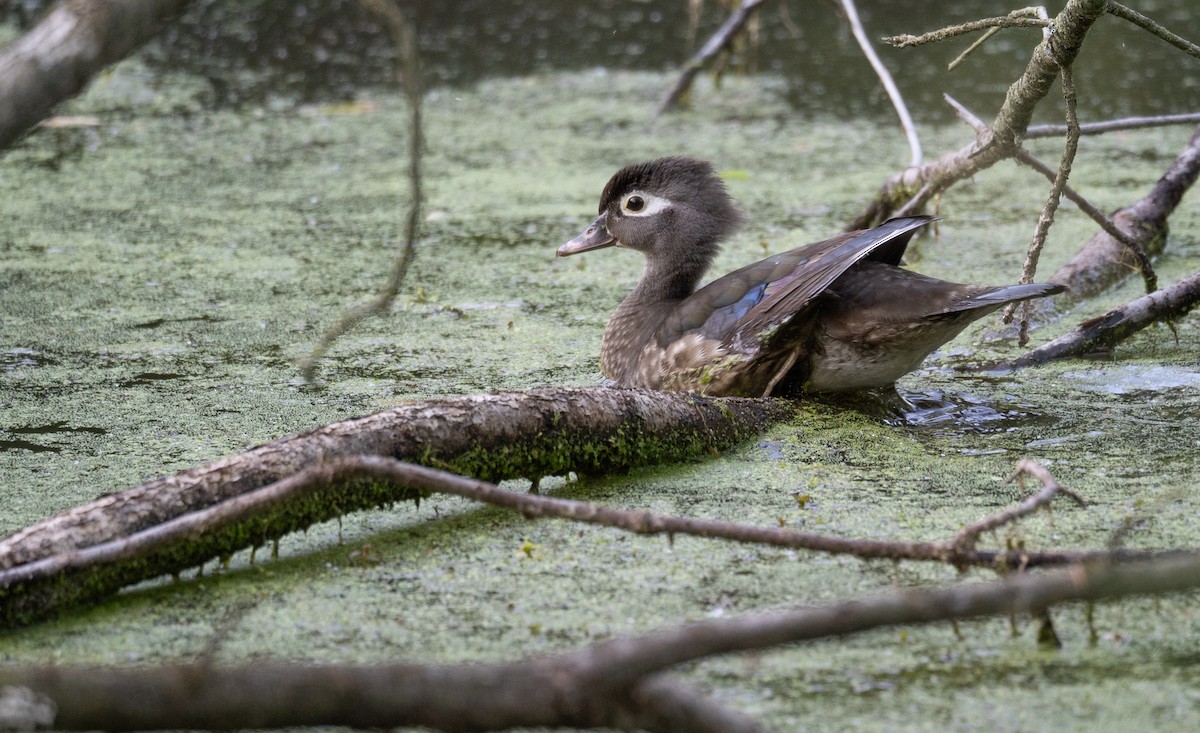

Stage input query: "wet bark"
[
  {"left": 988, "top": 270, "right": 1200, "bottom": 369},
  {"left": 0, "top": 0, "right": 194, "bottom": 151},
  {"left": 0, "top": 387, "right": 790, "bottom": 627}
]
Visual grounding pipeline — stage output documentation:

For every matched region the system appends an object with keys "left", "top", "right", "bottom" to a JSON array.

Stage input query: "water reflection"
[
  {"left": 820, "top": 386, "right": 1055, "bottom": 437},
  {"left": 3, "top": 1, "right": 1196, "bottom": 118}
]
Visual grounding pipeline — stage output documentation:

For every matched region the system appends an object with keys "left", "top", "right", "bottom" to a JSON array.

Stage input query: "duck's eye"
[{"left": 624, "top": 195, "right": 645, "bottom": 213}]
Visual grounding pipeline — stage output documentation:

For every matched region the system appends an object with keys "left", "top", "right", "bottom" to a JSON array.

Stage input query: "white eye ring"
[{"left": 621, "top": 191, "right": 671, "bottom": 217}]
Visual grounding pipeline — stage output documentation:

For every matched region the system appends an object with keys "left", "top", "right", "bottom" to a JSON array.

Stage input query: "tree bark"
[
  {"left": 0, "top": 387, "right": 790, "bottom": 627},
  {"left": 0, "top": 0, "right": 194, "bottom": 151},
  {"left": 988, "top": 269, "right": 1200, "bottom": 369}
]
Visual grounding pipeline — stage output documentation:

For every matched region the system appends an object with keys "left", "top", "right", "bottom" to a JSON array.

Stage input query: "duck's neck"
[{"left": 600, "top": 253, "right": 711, "bottom": 383}]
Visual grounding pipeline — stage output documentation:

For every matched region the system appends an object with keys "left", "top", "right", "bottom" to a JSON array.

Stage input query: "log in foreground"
[
  {"left": 0, "top": 388, "right": 790, "bottom": 628},
  {"left": 3, "top": 551, "right": 1200, "bottom": 731}
]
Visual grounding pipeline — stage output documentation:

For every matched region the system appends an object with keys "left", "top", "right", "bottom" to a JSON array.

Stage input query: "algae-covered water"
[{"left": 2, "top": 48, "right": 1200, "bottom": 733}]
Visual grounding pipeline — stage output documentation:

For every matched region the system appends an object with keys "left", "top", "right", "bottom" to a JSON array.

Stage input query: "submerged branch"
[{"left": 986, "top": 270, "right": 1200, "bottom": 370}]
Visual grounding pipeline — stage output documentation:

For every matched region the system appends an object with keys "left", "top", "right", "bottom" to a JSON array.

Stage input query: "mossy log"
[{"left": 0, "top": 387, "right": 791, "bottom": 628}]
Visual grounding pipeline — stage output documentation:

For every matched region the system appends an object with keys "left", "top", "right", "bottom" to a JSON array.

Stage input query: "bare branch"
[
  {"left": 838, "top": 0, "right": 921, "bottom": 166},
  {"left": 943, "top": 93, "right": 989, "bottom": 136},
  {"left": 949, "top": 459, "right": 1086, "bottom": 555},
  {"left": 1027, "top": 112, "right": 1200, "bottom": 138},
  {"left": 7, "top": 551, "right": 1200, "bottom": 730},
  {"left": 659, "top": 0, "right": 767, "bottom": 115},
  {"left": 986, "top": 270, "right": 1200, "bottom": 369},
  {"left": 1012, "top": 148, "right": 1142, "bottom": 249},
  {"left": 3, "top": 455, "right": 1163, "bottom": 615},
  {"left": 993, "top": 123, "right": 1200, "bottom": 341},
  {"left": 1006, "top": 63, "right": 1085, "bottom": 344},
  {"left": 946, "top": 7, "right": 1049, "bottom": 71},
  {"left": 1106, "top": 2, "right": 1200, "bottom": 60},
  {"left": 850, "top": 0, "right": 1109, "bottom": 229},
  {"left": 944, "top": 93, "right": 1155, "bottom": 282},
  {"left": 884, "top": 15, "right": 1049, "bottom": 48},
  {"left": 299, "top": 0, "right": 423, "bottom": 380}
]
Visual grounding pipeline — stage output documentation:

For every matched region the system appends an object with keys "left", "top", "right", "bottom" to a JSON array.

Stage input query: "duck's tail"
[{"left": 943, "top": 282, "right": 1066, "bottom": 314}]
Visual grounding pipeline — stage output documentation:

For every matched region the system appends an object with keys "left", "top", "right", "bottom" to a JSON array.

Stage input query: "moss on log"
[{"left": 0, "top": 387, "right": 791, "bottom": 627}]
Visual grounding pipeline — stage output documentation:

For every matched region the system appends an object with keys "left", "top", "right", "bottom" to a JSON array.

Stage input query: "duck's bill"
[{"left": 556, "top": 213, "right": 615, "bottom": 256}]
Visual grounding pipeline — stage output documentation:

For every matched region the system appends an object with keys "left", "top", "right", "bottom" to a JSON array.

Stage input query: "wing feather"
[{"left": 653, "top": 216, "right": 934, "bottom": 349}]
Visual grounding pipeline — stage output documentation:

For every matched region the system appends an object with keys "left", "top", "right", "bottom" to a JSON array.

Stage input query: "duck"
[{"left": 556, "top": 156, "right": 1065, "bottom": 397}]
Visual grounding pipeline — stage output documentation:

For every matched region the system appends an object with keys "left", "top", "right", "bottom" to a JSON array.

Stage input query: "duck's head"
[{"left": 556, "top": 157, "right": 744, "bottom": 274}]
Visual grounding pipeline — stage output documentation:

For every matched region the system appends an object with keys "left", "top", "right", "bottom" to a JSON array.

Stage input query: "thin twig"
[
  {"left": 0, "top": 456, "right": 1168, "bottom": 595},
  {"left": 1006, "top": 64, "right": 1082, "bottom": 345},
  {"left": 884, "top": 15, "right": 1049, "bottom": 48},
  {"left": 659, "top": 0, "right": 767, "bottom": 115},
  {"left": 299, "top": 0, "right": 423, "bottom": 381},
  {"left": 946, "top": 7, "right": 1048, "bottom": 71},
  {"left": 1027, "top": 112, "right": 1200, "bottom": 138},
  {"left": 1013, "top": 147, "right": 1157, "bottom": 290},
  {"left": 838, "top": 0, "right": 921, "bottom": 166},
  {"left": 947, "top": 27, "right": 1001, "bottom": 71},
  {"left": 949, "top": 459, "right": 1086, "bottom": 555},
  {"left": 943, "top": 92, "right": 990, "bottom": 136},
  {"left": 1106, "top": 1, "right": 1200, "bottom": 60}
]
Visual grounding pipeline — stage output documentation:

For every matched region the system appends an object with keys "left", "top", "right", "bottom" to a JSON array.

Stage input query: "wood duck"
[{"left": 556, "top": 156, "right": 1065, "bottom": 397}]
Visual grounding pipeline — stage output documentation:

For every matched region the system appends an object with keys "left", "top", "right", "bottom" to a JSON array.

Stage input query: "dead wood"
[
  {"left": 996, "top": 123, "right": 1200, "bottom": 338},
  {"left": 0, "top": 387, "right": 789, "bottom": 628},
  {"left": 658, "top": 0, "right": 767, "bottom": 115},
  {"left": 0, "top": 0, "right": 195, "bottom": 152},
  {"left": 850, "top": 0, "right": 1109, "bottom": 230},
  {"left": 985, "top": 269, "right": 1200, "bottom": 370},
  {"left": 3, "top": 451, "right": 1171, "bottom": 629},
  {"left": 5, "top": 549, "right": 1200, "bottom": 731},
  {"left": 948, "top": 459, "right": 1085, "bottom": 556}
]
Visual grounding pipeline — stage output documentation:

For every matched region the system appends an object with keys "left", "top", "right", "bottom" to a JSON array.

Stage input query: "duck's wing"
[{"left": 654, "top": 216, "right": 934, "bottom": 349}]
